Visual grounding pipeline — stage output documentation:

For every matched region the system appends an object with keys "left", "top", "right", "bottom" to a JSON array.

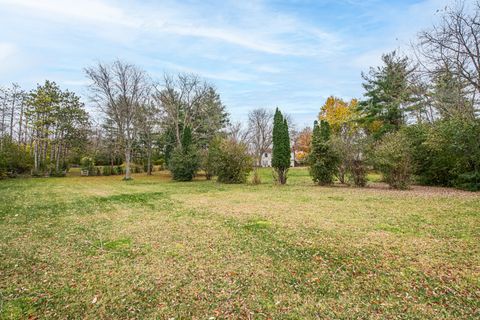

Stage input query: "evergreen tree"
[
  {"left": 162, "top": 128, "right": 176, "bottom": 167},
  {"left": 272, "top": 108, "right": 290, "bottom": 184},
  {"left": 202, "top": 135, "right": 222, "bottom": 180},
  {"left": 359, "top": 51, "right": 416, "bottom": 138},
  {"left": 308, "top": 120, "right": 339, "bottom": 185},
  {"left": 169, "top": 126, "right": 200, "bottom": 181},
  {"left": 431, "top": 66, "right": 474, "bottom": 120},
  {"left": 181, "top": 126, "right": 192, "bottom": 151}
]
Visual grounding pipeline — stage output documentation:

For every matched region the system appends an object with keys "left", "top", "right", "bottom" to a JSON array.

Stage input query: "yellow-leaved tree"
[
  {"left": 317, "top": 96, "right": 367, "bottom": 186},
  {"left": 319, "top": 96, "right": 358, "bottom": 134}
]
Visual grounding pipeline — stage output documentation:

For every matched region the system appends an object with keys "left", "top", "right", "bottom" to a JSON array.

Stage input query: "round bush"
[
  {"left": 216, "top": 139, "right": 252, "bottom": 184},
  {"left": 169, "top": 147, "right": 200, "bottom": 181},
  {"left": 372, "top": 131, "right": 412, "bottom": 190}
]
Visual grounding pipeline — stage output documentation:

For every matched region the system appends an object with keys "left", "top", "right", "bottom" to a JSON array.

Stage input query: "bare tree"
[
  {"left": 0, "top": 83, "right": 27, "bottom": 146},
  {"left": 227, "top": 121, "right": 249, "bottom": 144},
  {"left": 247, "top": 108, "right": 273, "bottom": 166},
  {"left": 283, "top": 113, "right": 297, "bottom": 138},
  {"left": 156, "top": 74, "right": 201, "bottom": 148},
  {"left": 0, "top": 87, "right": 7, "bottom": 142},
  {"left": 8, "top": 83, "right": 22, "bottom": 138},
  {"left": 136, "top": 100, "right": 160, "bottom": 175},
  {"left": 85, "top": 60, "right": 150, "bottom": 180},
  {"left": 153, "top": 73, "right": 228, "bottom": 151},
  {"left": 417, "top": 1, "right": 480, "bottom": 115}
]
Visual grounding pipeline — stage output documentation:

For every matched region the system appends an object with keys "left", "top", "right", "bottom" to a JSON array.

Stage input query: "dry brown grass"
[{"left": 0, "top": 168, "right": 479, "bottom": 319}]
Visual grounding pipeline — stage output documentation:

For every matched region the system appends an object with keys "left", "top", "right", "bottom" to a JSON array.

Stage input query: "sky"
[{"left": 0, "top": 0, "right": 456, "bottom": 127}]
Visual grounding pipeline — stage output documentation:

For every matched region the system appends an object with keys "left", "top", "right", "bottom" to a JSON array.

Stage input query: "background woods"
[{"left": 0, "top": 1, "right": 479, "bottom": 190}]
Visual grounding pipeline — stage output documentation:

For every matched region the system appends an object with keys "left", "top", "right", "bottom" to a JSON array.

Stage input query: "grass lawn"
[{"left": 0, "top": 168, "right": 479, "bottom": 319}]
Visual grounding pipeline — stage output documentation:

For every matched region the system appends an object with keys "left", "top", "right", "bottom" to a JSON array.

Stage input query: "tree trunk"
[
  {"left": 55, "top": 141, "right": 61, "bottom": 172},
  {"left": 0, "top": 92, "right": 6, "bottom": 150},
  {"left": 18, "top": 100, "right": 24, "bottom": 143},
  {"left": 9, "top": 92, "right": 16, "bottom": 138},
  {"left": 50, "top": 140, "right": 55, "bottom": 171},
  {"left": 147, "top": 144, "right": 152, "bottom": 175},
  {"left": 42, "top": 138, "right": 47, "bottom": 168},
  {"left": 175, "top": 120, "right": 181, "bottom": 148},
  {"left": 337, "top": 165, "right": 346, "bottom": 184},
  {"left": 124, "top": 145, "right": 132, "bottom": 180},
  {"left": 34, "top": 136, "right": 38, "bottom": 171},
  {"left": 23, "top": 113, "right": 29, "bottom": 148},
  {"left": 275, "top": 168, "right": 287, "bottom": 185}
]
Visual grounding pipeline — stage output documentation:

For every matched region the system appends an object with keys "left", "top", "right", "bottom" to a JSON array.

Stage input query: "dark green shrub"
[
  {"left": 404, "top": 118, "right": 480, "bottom": 191},
  {"left": 153, "top": 159, "right": 164, "bottom": 166},
  {"left": 0, "top": 137, "right": 32, "bottom": 176},
  {"left": 50, "top": 169, "right": 66, "bottom": 177},
  {"left": 456, "top": 171, "right": 480, "bottom": 191},
  {"left": 308, "top": 120, "right": 339, "bottom": 185},
  {"left": 202, "top": 136, "right": 222, "bottom": 180},
  {"left": 169, "top": 127, "right": 200, "bottom": 181},
  {"left": 143, "top": 163, "right": 150, "bottom": 173},
  {"left": 216, "top": 139, "right": 252, "bottom": 184},
  {"left": 31, "top": 170, "right": 45, "bottom": 177},
  {"left": 169, "top": 147, "right": 200, "bottom": 181},
  {"left": 424, "top": 118, "right": 480, "bottom": 191},
  {"left": 372, "top": 131, "right": 412, "bottom": 189},
  {"left": 102, "top": 166, "right": 112, "bottom": 176}
]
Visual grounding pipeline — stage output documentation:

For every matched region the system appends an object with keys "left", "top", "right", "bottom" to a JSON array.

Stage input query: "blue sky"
[{"left": 0, "top": 0, "right": 454, "bottom": 127}]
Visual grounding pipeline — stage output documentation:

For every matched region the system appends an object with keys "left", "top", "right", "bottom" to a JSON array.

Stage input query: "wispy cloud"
[
  {"left": 0, "top": 0, "right": 138, "bottom": 27},
  {"left": 0, "top": 0, "right": 340, "bottom": 56}
]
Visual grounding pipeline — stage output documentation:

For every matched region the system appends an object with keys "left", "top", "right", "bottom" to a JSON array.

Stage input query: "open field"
[{"left": 0, "top": 168, "right": 479, "bottom": 319}]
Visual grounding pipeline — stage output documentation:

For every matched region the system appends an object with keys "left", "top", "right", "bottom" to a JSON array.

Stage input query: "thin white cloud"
[
  {"left": 0, "top": 0, "right": 138, "bottom": 27},
  {"left": 0, "top": 0, "right": 341, "bottom": 56}
]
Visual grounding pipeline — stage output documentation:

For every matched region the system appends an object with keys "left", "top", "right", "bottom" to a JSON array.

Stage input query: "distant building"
[{"left": 259, "top": 149, "right": 295, "bottom": 168}]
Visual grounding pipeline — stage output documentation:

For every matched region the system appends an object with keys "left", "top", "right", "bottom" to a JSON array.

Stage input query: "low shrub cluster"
[
  {"left": 0, "top": 137, "right": 32, "bottom": 179},
  {"left": 371, "top": 131, "right": 412, "bottom": 190},
  {"left": 405, "top": 118, "right": 480, "bottom": 191},
  {"left": 215, "top": 139, "right": 253, "bottom": 184}
]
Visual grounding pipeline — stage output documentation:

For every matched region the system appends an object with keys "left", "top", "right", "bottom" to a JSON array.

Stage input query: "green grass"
[{"left": 0, "top": 168, "right": 479, "bottom": 319}]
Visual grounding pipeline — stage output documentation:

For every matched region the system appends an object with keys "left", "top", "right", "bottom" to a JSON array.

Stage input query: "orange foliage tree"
[{"left": 293, "top": 127, "right": 312, "bottom": 164}]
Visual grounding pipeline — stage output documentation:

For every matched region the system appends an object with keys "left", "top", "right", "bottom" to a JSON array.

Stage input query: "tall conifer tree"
[
  {"left": 308, "top": 120, "right": 339, "bottom": 185},
  {"left": 272, "top": 108, "right": 290, "bottom": 184}
]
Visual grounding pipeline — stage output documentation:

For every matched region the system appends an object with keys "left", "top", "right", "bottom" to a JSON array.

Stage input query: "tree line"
[
  {"left": 0, "top": 1, "right": 478, "bottom": 190},
  {"left": 305, "top": 2, "right": 479, "bottom": 190}
]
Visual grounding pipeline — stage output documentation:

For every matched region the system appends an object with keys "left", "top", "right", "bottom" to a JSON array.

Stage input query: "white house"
[{"left": 260, "top": 149, "right": 295, "bottom": 168}]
